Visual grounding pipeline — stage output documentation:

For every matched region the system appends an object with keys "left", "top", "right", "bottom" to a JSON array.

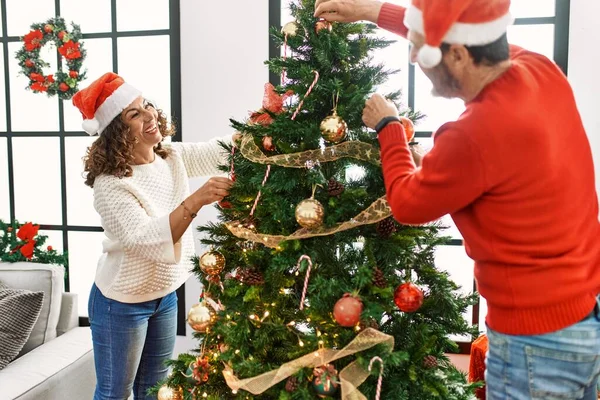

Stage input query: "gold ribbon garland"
[
  {"left": 223, "top": 328, "right": 394, "bottom": 399},
  {"left": 239, "top": 134, "right": 382, "bottom": 167},
  {"left": 226, "top": 197, "right": 391, "bottom": 248}
]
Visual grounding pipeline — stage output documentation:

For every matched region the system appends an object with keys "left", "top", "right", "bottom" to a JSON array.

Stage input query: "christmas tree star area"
[{"left": 153, "top": 1, "right": 479, "bottom": 398}]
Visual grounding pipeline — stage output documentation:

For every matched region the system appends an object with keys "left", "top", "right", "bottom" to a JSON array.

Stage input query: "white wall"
[
  {"left": 176, "top": 0, "right": 269, "bottom": 355},
  {"left": 569, "top": 1, "right": 600, "bottom": 199}
]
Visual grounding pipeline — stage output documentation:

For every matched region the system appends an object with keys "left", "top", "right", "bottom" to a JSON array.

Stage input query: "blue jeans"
[
  {"left": 88, "top": 284, "right": 178, "bottom": 400},
  {"left": 486, "top": 305, "right": 600, "bottom": 400}
]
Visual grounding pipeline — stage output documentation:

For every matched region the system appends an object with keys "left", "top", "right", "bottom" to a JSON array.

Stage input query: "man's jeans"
[
  {"left": 486, "top": 303, "right": 600, "bottom": 400},
  {"left": 88, "top": 284, "right": 178, "bottom": 400}
]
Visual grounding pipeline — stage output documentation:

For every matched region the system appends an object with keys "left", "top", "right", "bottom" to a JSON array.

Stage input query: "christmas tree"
[{"left": 156, "top": 1, "right": 479, "bottom": 399}]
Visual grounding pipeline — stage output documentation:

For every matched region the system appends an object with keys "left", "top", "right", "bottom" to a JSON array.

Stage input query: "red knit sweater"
[{"left": 377, "top": 3, "right": 600, "bottom": 335}]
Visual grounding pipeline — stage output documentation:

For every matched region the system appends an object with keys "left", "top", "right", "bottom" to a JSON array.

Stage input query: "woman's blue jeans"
[
  {"left": 88, "top": 284, "right": 178, "bottom": 400},
  {"left": 486, "top": 305, "right": 600, "bottom": 400}
]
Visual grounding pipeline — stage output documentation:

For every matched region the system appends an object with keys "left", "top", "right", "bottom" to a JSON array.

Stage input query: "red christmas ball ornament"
[
  {"left": 218, "top": 199, "right": 232, "bottom": 209},
  {"left": 399, "top": 116, "right": 415, "bottom": 142},
  {"left": 333, "top": 294, "right": 363, "bottom": 327},
  {"left": 25, "top": 59, "right": 34, "bottom": 68},
  {"left": 262, "top": 136, "right": 275, "bottom": 152},
  {"left": 315, "top": 19, "right": 332, "bottom": 34},
  {"left": 58, "top": 31, "right": 66, "bottom": 40},
  {"left": 394, "top": 282, "right": 424, "bottom": 312},
  {"left": 59, "top": 83, "right": 69, "bottom": 92},
  {"left": 69, "top": 70, "right": 78, "bottom": 78},
  {"left": 47, "top": 245, "right": 53, "bottom": 251},
  {"left": 44, "top": 24, "right": 53, "bottom": 33}
]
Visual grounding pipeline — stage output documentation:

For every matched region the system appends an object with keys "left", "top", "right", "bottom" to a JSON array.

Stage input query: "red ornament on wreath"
[
  {"left": 262, "top": 136, "right": 275, "bottom": 152},
  {"left": 17, "top": 17, "right": 86, "bottom": 100},
  {"left": 394, "top": 282, "right": 424, "bottom": 312},
  {"left": 333, "top": 293, "right": 363, "bottom": 327}
]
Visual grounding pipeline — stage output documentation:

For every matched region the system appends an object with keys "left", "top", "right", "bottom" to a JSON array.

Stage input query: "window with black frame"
[
  {"left": 275, "top": 0, "right": 570, "bottom": 347},
  {"left": 0, "top": 0, "right": 182, "bottom": 330}
]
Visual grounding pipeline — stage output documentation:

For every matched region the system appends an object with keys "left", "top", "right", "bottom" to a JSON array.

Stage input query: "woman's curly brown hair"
[{"left": 83, "top": 105, "right": 175, "bottom": 187}]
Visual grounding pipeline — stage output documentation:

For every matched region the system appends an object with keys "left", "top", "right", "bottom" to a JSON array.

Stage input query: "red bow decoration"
[
  {"left": 11, "top": 222, "right": 40, "bottom": 260},
  {"left": 192, "top": 356, "right": 211, "bottom": 383},
  {"left": 249, "top": 83, "right": 293, "bottom": 126}
]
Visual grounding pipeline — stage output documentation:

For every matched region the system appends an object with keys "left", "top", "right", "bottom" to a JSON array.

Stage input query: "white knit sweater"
[{"left": 92, "top": 136, "right": 232, "bottom": 303}]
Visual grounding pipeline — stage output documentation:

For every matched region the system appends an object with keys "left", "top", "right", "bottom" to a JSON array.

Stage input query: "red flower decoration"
[
  {"left": 30, "top": 72, "right": 44, "bottom": 83},
  {"left": 46, "top": 74, "right": 55, "bottom": 83},
  {"left": 17, "top": 222, "right": 40, "bottom": 241},
  {"left": 31, "top": 82, "right": 48, "bottom": 92},
  {"left": 58, "top": 40, "right": 81, "bottom": 60},
  {"left": 59, "top": 82, "right": 69, "bottom": 92},
  {"left": 47, "top": 245, "right": 53, "bottom": 251},
  {"left": 249, "top": 83, "right": 293, "bottom": 126},
  {"left": 24, "top": 30, "right": 43, "bottom": 51},
  {"left": 57, "top": 31, "right": 66, "bottom": 40},
  {"left": 25, "top": 59, "right": 34, "bottom": 68},
  {"left": 69, "top": 70, "right": 78, "bottom": 78},
  {"left": 20, "top": 240, "right": 36, "bottom": 259}
]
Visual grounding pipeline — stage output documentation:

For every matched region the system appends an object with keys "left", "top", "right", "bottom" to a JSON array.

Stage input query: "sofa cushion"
[
  {"left": 0, "top": 280, "right": 44, "bottom": 370},
  {"left": 0, "top": 262, "right": 64, "bottom": 356}
]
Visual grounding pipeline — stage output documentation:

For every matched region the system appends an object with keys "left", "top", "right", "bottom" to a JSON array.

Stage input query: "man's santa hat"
[
  {"left": 72, "top": 72, "right": 142, "bottom": 135},
  {"left": 404, "top": 0, "right": 514, "bottom": 68}
]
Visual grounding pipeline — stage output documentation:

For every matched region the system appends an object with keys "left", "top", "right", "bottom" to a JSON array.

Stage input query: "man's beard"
[{"left": 430, "top": 61, "right": 461, "bottom": 99}]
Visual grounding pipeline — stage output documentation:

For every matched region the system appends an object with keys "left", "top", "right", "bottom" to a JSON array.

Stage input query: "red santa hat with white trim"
[
  {"left": 404, "top": 0, "right": 514, "bottom": 69},
  {"left": 72, "top": 72, "right": 142, "bottom": 135}
]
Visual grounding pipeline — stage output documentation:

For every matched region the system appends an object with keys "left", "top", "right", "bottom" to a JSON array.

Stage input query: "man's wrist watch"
[{"left": 375, "top": 116, "right": 400, "bottom": 134}]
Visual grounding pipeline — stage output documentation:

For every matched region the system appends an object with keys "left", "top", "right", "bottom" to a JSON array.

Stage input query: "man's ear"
[{"left": 447, "top": 44, "right": 471, "bottom": 68}]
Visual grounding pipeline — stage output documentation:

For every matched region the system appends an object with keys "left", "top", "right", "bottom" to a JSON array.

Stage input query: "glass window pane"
[
  {"left": 510, "top": 0, "right": 555, "bottom": 18},
  {"left": 6, "top": 0, "right": 54, "bottom": 37},
  {"left": 478, "top": 296, "right": 487, "bottom": 332},
  {"left": 0, "top": 138, "right": 9, "bottom": 221},
  {"left": 374, "top": 32, "right": 409, "bottom": 107},
  {"left": 8, "top": 42, "right": 60, "bottom": 132},
  {"left": 65, "top": 137, "right": 101, "bottom": 226},
  {"left": 414, "top": 68, "right": 466, "bottom": 132},
  {"left": 64, "top": 38, "right": 113, "bottom": 132},
  {"left": 117, "top": 0, "right": 169, "bottom": 32},
  {"left": 439, "top": 214, "right": 463, "bottom": 240},
  {"left": 0, "top": 45, "right": 6, "bottom": 132},
  {"left": 507, "top": 24, "right": 555, "bottom": 60},
  {"left": 118, "top": 36, "right": 171, "bottom": 118},
  {"left": 38, "top": 229, "right": 63, "bottom": 253},
  {"left": 13, "top": 137, "right": 62, "bottom": 224},
  {"left": 60, "top": 0, "right": 111, "bottom": 34},
  {"left": 434, "top": 245, "right": 474, "bottom": 341},
  {"left": 68, "top": 231, "right": 105, "bottom": 316}
]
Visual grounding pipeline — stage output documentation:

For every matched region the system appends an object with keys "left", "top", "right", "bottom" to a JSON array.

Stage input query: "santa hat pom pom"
[
  {"left": 82, "top": 118, "right": 100, "bottom": 135},
  {"left": 418, "top": 45, "right": 443, "bottom": 69}
]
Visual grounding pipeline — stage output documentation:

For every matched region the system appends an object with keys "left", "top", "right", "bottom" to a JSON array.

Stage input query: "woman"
[{"left": 73, "top": 72, "right": 235, "bottom": 400}]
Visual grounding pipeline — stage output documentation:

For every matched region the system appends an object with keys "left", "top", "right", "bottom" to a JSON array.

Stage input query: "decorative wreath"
[{"left": 16, "top": 17, "right": 86, "bottom": 100}]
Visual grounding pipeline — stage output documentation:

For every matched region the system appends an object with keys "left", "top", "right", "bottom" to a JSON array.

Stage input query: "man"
[{"left": 315, "top": 0, "right": 600, "bottom": 399}]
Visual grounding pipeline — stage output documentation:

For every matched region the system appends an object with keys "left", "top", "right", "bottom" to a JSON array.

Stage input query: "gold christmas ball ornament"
[
  {"left": 157, "top": 384, "right": 183, "bottom": 400},
  {"left": 199, "top": 250, "right": 226, "bottom": 276},
  {"left": 295, "top": 198, "right": 325, "bottom": 229},
  {"left": 187, "top": 301, "right": 216, "bottom": 333},
  {"left": 282, "top": 21, "right": 300, "bottom": 37},
  {"left": 320, "top": 112, "right": 348, "bottom": 144}
]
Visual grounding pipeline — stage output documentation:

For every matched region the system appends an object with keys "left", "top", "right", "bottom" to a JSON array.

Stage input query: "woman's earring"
[{"left": 134, "top": 137, "right": 139, "bottom": 144}]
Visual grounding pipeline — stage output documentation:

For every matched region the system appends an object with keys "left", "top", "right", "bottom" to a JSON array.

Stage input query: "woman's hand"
[
  {"left": 193, "top": 177, "right": 234, "bottom": 207},
  {"left": 362, "top": 94, "right": 399, "bottom": 130}
]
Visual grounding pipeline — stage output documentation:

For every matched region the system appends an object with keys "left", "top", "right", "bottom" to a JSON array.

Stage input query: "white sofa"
[{"left": 0, "top": 263, "right": 95, "bottom": 400}]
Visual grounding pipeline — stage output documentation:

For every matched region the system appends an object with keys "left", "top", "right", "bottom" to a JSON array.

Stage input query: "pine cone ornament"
[
  {"left": 423, "top": 355, "right": 438, "bottom": 369},
  {"left": 285, "top": 376, "right": 300, "bottom": 392},
  {"left": 327, "top": 178, "right": 345, "bottom": 197},
  {"left": 376, "top": 217, "right": 397, "bottom": 237},
  {"left": 359, "top": 318, "right": 380, "bottom": 331},
  {"left": 373, "top": 267, "right": 387, "bottom": 288},
  {"left": 238, "top": 269, "right": 265, "bottom": 286}
]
